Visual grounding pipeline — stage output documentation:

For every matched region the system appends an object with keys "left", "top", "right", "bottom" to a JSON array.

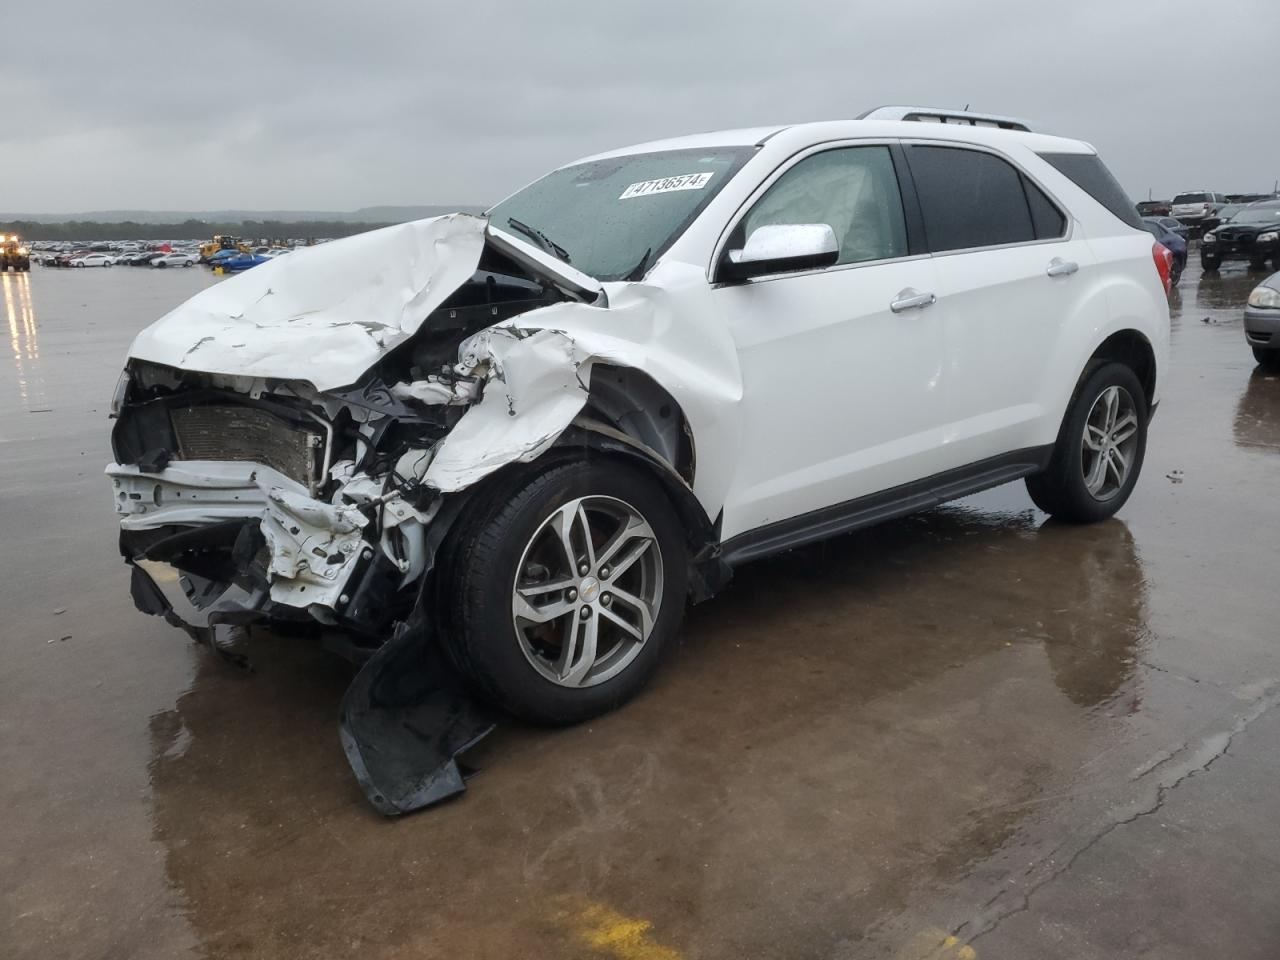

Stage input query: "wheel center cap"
[{"left": 579, "top": 576, "right": 601, "bottom": 602}]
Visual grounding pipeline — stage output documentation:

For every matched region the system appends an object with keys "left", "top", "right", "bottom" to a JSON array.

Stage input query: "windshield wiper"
[
  {"left": 622, "top": 247, "right": 651, "bottom": 282},
  {"left": 506, "top": 218, "right": 571, "bottom": 264}
]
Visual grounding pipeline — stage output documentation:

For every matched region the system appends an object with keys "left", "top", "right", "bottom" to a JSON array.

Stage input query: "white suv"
[{"left": 108, "top": 108, "right": 1169, "bottom": 784}]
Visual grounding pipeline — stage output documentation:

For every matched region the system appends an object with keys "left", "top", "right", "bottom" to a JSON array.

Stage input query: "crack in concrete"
[{"left": 959, "top": 682, "right": 1280, "bottom": 947}]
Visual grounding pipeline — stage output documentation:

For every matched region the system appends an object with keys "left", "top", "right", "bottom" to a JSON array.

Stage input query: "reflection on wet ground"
[
  {"left": 1235, "top": 368, "right": 1280, "bottom": 454},
  {"left": 4, "top": 258, "right": 1280, "bottom": 959},
  {"left": 1, "top": 272, "right": 47, "bottom": 413}
]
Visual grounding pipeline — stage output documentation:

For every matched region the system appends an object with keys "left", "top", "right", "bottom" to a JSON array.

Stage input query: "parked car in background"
[
  {"left": 1142, "top": 217, "right": 1186, "bottom": 285},
  {"left": 1244, "top": 271, "right": 1280, "bottom": 368},
  {"left": 1202, "top": 201, "right": 1280, "bottom": 272},
  {"left": 1171, "top": 190, "right": 1227, "bottom": 230},
  {"left": 1151, "top": 216, "right": 1189, "bottom": 240},
  {"left": 1136, "top": 199, "right": 1171, "bottom": 217},
  {"left": 73, "top": 253, "right": 116, "bottom": 267},
  {"left": 205, "top": 248, "right": 242, "bottom": 267},
  {"left": 151, "top": 252, "right": 196, "bottom": 268},
  {"left": 217, "top": 252, "right": 269, "bottom": 272},
  {"left": 1202, "top": 203, "right": 1245, "bottom": 234}
]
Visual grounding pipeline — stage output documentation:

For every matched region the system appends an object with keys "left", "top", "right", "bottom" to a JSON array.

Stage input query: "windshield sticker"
[{"left": 619, "top": 172, "right": 715, "bottom": 200}]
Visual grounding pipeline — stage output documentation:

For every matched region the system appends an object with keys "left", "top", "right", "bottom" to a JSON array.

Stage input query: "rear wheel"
[
  {"left": 1254, "top": 346, "right": 1280, "bottom": 369},
  {"left": 1026, "top": 362, "right": 1148, "bottom": 523},
  {"left": 1169, "top": 257, "right": 1184, "bottom": 286},
  {"left": 443, "top": 458, "right": 687, "bottom": 724}
]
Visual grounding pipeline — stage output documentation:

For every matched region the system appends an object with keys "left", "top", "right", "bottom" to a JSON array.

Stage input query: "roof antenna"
[{"left": 963, "top": 103, "right": 970, "bottom": 111}]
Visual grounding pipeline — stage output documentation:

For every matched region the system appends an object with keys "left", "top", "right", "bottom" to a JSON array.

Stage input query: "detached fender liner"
[{"left": 339, "top": 617, "right": 496, "bottom": 816}]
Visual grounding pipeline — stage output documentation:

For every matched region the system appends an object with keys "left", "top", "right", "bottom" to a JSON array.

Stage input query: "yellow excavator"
[
  {"left": 198, "top": 235, "right": 250, "bottom": 262},
  {"left": 0, "top": 234, "right": 31, "bottom": 272}
]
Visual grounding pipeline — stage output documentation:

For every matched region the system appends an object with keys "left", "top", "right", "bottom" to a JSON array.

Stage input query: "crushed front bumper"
[
  {"left": 110, "top": 457, "right": 496, "bottom": 814},
  {"left": 108, "top": 459, "right": 424, "bottom": 631}
]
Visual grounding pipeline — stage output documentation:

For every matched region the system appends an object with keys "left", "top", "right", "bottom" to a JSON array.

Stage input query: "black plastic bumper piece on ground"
[{"left": 339, "top": 621, "right": 496, "bottom": 817}]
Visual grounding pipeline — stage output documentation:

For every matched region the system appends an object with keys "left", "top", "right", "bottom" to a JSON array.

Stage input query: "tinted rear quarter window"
[
  {"left": 907, "top": 145, "right": 1035, "bottom": 252},
  {"left": 1042, "top": 152, "right": 1143, "bottom": 229},
  {"left": 1023, "top": 176, "right": 1067, "bottom": 239}
]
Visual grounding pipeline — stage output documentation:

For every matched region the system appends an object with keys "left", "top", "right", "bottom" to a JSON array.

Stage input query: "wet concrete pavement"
[{"left": 2, "top": 258, "right": 1279, "bottom": 959}]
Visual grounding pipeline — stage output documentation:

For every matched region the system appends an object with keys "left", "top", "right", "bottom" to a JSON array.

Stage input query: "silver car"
[{"left": 1245, "top": 272, "right": 1280, "bottom": 368}]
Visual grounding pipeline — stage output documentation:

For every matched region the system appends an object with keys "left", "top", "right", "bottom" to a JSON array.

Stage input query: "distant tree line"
[{"left": 0, "top": 219, "right": 395, "bottom": 241}]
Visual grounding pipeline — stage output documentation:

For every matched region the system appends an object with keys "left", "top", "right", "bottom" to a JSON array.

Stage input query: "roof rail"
[{"left": 857, "top": 105, "right": 1035, "bottom": 133}]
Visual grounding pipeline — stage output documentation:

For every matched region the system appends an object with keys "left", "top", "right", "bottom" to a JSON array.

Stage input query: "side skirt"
[{"left": 719, "top": 446, "right": 1053, "bottom": 568}]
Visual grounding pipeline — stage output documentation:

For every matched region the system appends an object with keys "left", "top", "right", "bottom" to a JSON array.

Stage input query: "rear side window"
[
  {"left": 905, "top": 145, "right": 1038, "bottom": 252},
  {"left": 1042, "top": 152, "right": 1143, "bottom": 228},
  {"left": 1023, "top": 176, "right": 1067, "bottom": 239}
]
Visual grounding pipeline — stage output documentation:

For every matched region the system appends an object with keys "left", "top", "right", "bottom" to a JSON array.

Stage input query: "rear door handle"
[
  {"left": 890, "top": 289, "right": 937, "bottom": 313},
  {"left": 1046, "top": 257, "right": 1079, "bottom": 277}
]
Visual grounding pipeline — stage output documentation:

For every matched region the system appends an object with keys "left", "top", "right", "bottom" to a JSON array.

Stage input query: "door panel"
[
  {"left": 927, "top": 237, "right": 1098, "bottom": 463},
  {"left": 711, "top": 144, "right": 957, "bottom": 541},
  {"left": 715, "top": 257, "right": 948, "bottom": 540},
  {"left": 903, "top": 143, "right": 1102, "bottom": 464}
]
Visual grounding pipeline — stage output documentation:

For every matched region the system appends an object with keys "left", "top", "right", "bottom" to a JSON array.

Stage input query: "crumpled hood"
[{"left": 126, "top": 214, "right": 488, "bottom": 391}]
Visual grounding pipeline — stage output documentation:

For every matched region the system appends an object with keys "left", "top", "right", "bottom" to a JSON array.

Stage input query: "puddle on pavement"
[{"left": 4, "top": 259, "right": 1280, "bottom": 958}]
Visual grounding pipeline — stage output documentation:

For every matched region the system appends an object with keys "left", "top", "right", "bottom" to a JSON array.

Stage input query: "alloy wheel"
[
  {"left": 1081, "top": 385, "right": 1139, "bottom": 501},
  {"left": 511, "top": 495, "right": 663, "bottom": 688}
]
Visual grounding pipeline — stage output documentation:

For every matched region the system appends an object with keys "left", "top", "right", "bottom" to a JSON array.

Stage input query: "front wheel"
[
  {"left": 1254, "top": 346, "right": 1280, "bottom": 369},
  {"left": 1201, "top": 255, "right": 1221, "bottom": 271},
  {"left": 1026, "top": 362, "right": 1149, "bottom": 523},
  {"left": 443, "top": 458, "right": 687, "bottom": 724}
]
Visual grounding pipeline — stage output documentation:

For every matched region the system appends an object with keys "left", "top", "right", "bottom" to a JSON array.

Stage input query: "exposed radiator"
[{"left": 169, "top": 405, "right": 323, "bottom": 488}]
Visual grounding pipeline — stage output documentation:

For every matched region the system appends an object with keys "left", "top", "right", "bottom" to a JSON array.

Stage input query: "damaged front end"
[{"left": 109, "top": 214, "right": 612, "bottom": 813}]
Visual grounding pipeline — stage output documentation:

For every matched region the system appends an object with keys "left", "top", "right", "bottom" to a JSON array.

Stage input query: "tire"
[
  {"left": 1254, "top": 347, "right": 1280, "bottom": 369},
  {"left": 1169, "top": 258, "right": 1183, "bottom": 287},
  {"left": 1200, "top": 255, "right": 1220, "bottom": 271},
  {"left": 1026, "top": 362, "right": 1149, "bottom": 523},
  {"left": 1249, "top": 259, "right": 1267, "bottom": 272},
  {"left": 442, "top": 457, "right": 687, "bottom": 724},
  {"left": 156, "top": 261, "right": 167, "bottom": 268},
  {"left": 183, "top": 260, "right": 193, "bottom": 267}
]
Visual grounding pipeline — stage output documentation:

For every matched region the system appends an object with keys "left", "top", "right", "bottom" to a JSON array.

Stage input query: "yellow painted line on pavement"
[
  {"left": 894, "top": 928, "right": 977, "bottom": 960},
  {"left": 554, "top": 897, "right": 681, "bottom": 960}
]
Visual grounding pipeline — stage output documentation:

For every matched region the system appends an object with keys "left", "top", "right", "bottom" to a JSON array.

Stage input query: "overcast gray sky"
[{"left": 5, "top": 0, "right": 1278, "bottom": 214}]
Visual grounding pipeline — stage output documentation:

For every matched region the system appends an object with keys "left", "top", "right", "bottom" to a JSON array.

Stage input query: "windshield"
[
  {"left": 1173, "top": 193, "right": 1208, "bottom": 204},
  {"left": 488, "top": 146, "right": 755, "bottom": 281},
  {"left": 1231, "top": 205, "right": 1280, "bottom": 225}
]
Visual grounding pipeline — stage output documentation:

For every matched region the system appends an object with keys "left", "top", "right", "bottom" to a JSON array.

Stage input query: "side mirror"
[{"left": 718, "top": 223, "right": 839, "bottom": 282}]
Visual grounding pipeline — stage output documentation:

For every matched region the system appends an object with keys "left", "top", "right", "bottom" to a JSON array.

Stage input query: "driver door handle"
[
  {"left": 1046, "top": 257, "right": 1079, "bottom": 277},
  {"left": 890, "top": 289, "right": 937, "bottom": 313}
]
